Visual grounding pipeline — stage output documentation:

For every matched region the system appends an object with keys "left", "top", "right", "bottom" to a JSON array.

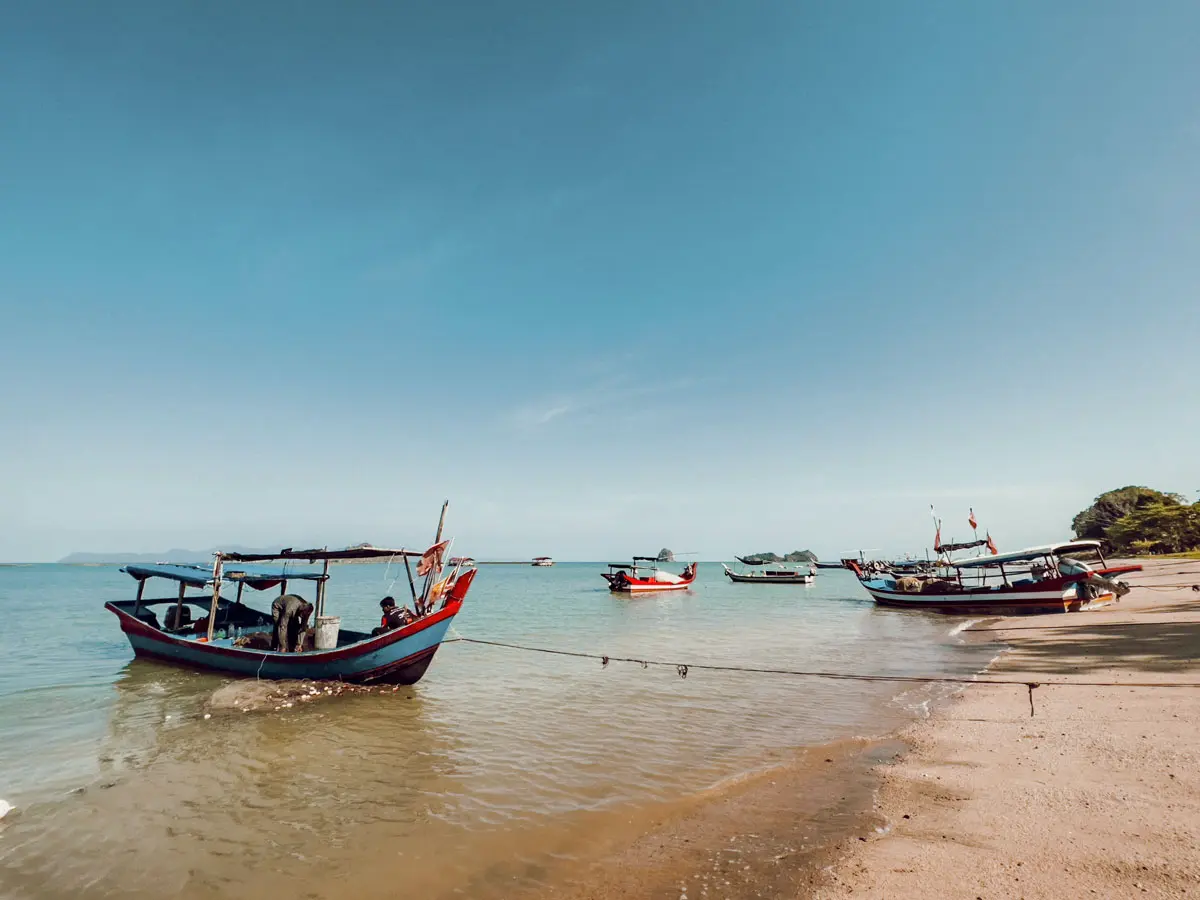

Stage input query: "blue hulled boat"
[{"left": 105, "top": 509, "right": 475, "bottom": 685}]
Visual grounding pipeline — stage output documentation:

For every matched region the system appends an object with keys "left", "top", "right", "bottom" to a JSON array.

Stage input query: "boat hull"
[
  {"left": 858, "top": 583, "right": 1113, "bottom": 616},
  {"left": 723, "top": 568, "right": 813, "bottom": 585},
  {"left": 608, "top": 580, "right": 693, "bottom": 593},
  {"left": 105, "top": 600, "right": 462, "bottom": 684}
]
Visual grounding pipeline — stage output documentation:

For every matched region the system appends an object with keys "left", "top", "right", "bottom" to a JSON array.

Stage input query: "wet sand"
[
  {"left": 814, "top": 558, "right": 1200, "bottom": 899},
  {"left": 521, "top": 738, "right": 902, "bottom": 900}
]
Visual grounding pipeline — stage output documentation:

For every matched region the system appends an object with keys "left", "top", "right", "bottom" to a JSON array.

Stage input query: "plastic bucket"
[{"left": 314, "top": 615, "right": 341, "bottom": 650}]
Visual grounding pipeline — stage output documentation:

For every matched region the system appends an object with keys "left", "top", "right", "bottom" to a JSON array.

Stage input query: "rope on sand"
[{"left": 444, "top": 636, "right": 1200, "bottom": 717}]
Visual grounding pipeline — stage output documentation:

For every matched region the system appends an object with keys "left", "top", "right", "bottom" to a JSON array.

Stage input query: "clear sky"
[{"left": 3, "top": 1, "right": 1198, "bottom": 562}]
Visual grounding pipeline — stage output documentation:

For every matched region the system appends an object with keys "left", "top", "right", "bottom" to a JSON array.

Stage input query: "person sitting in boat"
[
  {"left": 271, "top": 594, "right": 314, "bottom": 653},
  {"left": 371, "top": 596, "right": 414, "bottom": 636}
]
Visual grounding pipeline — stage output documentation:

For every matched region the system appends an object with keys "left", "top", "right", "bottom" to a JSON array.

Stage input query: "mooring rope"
[{"left": 445, "top": 636, "right": 1200, "bottom": 691}]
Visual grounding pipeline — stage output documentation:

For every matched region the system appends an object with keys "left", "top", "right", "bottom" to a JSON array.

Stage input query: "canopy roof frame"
[
  {"left": 943, "top": 540, "right": 1103, "bottom": 570},
  {"left": 121, "top": 563, "right": 327, "bottom": 589}
]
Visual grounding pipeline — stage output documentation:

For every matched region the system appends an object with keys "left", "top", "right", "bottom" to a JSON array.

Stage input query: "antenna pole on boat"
[
  {"left": 434, "top": 500, "right": 449, "bottom": 544},
  {"left": 206, "top": 554, "right": 223, "bottom": 642}
]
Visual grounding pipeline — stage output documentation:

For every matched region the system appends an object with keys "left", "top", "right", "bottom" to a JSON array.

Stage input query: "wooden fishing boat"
[
  {"left": 847, "top": 540, "right": 1141, "bottom": 615},
  {"left": 723, "top": 557, "right": 815, "bottom": 584},
  {"left": 104, "top": 506, "right": 476, "bottom": 684},
  {"left": 602, "top": 558, "right": 697, "bottom": 593}
]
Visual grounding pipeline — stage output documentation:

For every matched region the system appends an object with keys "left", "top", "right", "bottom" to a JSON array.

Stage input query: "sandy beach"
[
  {"left": 815, "top": 558, "right": 1200, "bottom": 899},
  {"left": 518, "top": 558, "right": 1200, "bottom": 900}
]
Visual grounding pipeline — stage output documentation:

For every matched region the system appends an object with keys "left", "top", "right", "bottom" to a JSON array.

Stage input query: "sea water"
[{"left": 0, "top": 563, "right": 996, "bottom": 898}]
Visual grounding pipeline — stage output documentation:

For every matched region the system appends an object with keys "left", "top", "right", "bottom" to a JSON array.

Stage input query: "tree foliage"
[
  {"left": 1071, "top": 486, "right": 1184, "bottom": 540},
  {"left": 1072, "top": 487, "right": 1198, "bottom": 554},
  {"left": 1105, "top": 504, "right": 1200, "bottom": 554}
]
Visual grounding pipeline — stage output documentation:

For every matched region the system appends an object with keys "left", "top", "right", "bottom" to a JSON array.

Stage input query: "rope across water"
[{"left": 444, "top": 635, "right": 1200, "bottom": 690}]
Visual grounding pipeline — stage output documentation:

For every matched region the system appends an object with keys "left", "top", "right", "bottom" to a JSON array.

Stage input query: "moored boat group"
[{"left": 102, "top": 503, "right": 1142, "bottom": 688}]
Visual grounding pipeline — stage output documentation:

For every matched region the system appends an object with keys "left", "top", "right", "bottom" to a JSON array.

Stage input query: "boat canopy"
[
  {"left": 935, "top": 538, "right": 989, "bottom": 553},
  {"left": 121, "top": 563, "right": 326, "bottom": 589},
  {"left": 947, "top": 541, "right": 1103, "bottom": 569}
]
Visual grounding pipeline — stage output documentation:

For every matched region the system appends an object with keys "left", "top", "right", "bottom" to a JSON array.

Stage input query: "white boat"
[
  {"left": 723, "top": 557, "right": 815, "bottom": 584},
  {"left": 531, "top": 557, "right": 554, "bottom": 567}
]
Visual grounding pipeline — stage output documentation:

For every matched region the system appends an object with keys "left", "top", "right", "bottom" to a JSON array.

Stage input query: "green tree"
[
  {"left": 1071, "top": 487, "right": 1184, "bottom": 541},
  {"left": 1105, "top": 504, "right": 1200, "bottom": 554}
]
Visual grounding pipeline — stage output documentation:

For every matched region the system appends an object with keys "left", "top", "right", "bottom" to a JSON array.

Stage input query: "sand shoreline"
[
  {"left": 519, "top": 558, "right": 1200, "bottom": 900},
  {"left": 814, "top": 558, "right": 1200, "bottom": 899}
]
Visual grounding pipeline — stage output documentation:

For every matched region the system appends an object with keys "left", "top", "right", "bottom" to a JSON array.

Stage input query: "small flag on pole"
[
  {"left": 417, "top": 540, "right": 449, "bottom": 577},
  {"left": 968, "top": 508, "right": 978, "bottom": 531},
  {"left": 986, "top": 533, "right": 998, "bottom": 555},
  {"left": 932, "top": 505, "right": 942, "bottom": 552}
]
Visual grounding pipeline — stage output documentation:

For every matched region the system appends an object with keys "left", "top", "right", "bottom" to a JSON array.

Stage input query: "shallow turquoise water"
[{"left": 0, "top": 562, "right": 994, "bottom": 898}]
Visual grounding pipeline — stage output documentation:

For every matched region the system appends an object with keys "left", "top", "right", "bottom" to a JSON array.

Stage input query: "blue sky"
[{"left": 3, "top": 1, "right": 1198, "bottom": 562}]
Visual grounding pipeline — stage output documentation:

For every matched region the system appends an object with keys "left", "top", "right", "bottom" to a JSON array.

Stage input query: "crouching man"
[{"left": 271, "top": 594, "right": 314, "bottom": 652}]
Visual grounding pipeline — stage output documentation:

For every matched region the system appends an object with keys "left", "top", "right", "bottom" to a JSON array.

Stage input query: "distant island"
[
  {"left": 741, "top": 549, "right": 818, "bottom": 563},
  {"left": 656, "top": 548, "right": 675, "bottom": 561}
]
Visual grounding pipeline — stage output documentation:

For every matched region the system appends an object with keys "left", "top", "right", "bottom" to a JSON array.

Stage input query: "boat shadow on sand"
[{"left": 983, "top": 617, "right": 1200, "bottom": 677}]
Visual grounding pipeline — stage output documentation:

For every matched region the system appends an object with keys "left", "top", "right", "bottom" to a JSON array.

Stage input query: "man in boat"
[
  {"left": 271, "top": 594, "right": 314, "bottom": 653},
  {"left": 372, "top": 596, "right": 414, "bottom": 636}
]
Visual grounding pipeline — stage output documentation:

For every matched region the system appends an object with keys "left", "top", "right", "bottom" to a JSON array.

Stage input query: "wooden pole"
[
  {"left": 206, "top": 556, "right": 223, "bottom": 641},
  {"left": 134, "top": 579, "right": 146, "bottom": 616},
  {"left": 172, "top": 581, "right": 186, "bottom": 630},
  {"left": 318, "top": 558, "right": 330, "bottom": 616},
  {"left": 403, "top": 554, "right": 417, "bottom": 605},
  {"left": 235, "top": 581, "right": 244, "bottom": 606}
]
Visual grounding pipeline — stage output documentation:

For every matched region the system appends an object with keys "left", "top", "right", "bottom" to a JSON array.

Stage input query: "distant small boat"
[
  {"left": 531, "top": 557, "right": 554, "bottom": 567},
  {"left": 723, "top": 558, "right": 815, "bottom": 584},
  {"left": 602, "top": 558, "right": 697, "bottom": 593},
  {"left": 815, "top": 561, "right": 845, "bottom": 570}
]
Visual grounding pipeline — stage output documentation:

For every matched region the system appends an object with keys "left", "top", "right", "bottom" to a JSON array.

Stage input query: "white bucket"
[{"left": 314, "top": 616, "right": 341, "bottom": 650}]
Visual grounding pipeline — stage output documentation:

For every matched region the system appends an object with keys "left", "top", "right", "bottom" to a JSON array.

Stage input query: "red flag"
[
  {"left": 986, "top": 533, "right": 998, "bottom": 555},
  {"left": 968, "top": 508, "right": 978, "bottom": 531},
  {"left": 934, "top": 522, "right": 942, "bottom": 552},
  {"left": 417, "top": 540, "right": 449, "bottom": 577}
]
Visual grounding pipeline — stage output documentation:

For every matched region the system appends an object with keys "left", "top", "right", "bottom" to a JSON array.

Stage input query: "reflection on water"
[{"left": 0, "top": 564, "right": 999, "bottom": 898}]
